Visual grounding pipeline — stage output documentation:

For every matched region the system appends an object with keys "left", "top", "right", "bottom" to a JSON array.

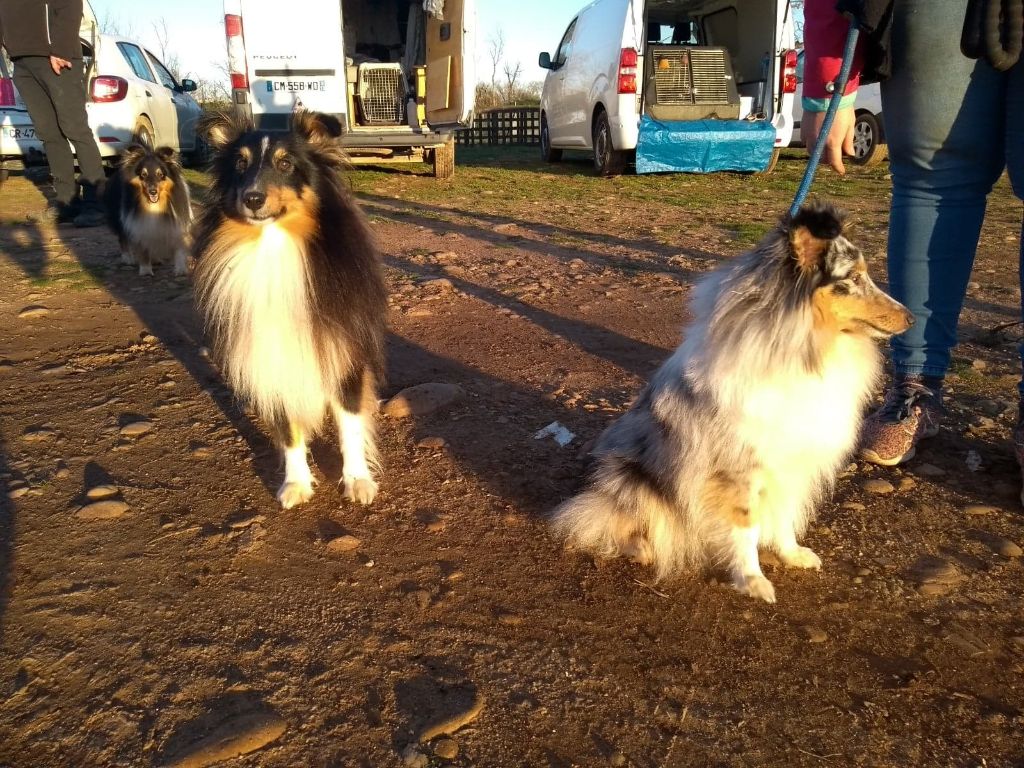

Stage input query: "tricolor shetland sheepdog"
[
  {"left": 192, "top": 110, "right": 387, "bottom": 509},
  {"left": 552, "top": 204, "right": 913, "bottom": 602},
  {"left": 104, "top": 144, "right": 192, "bottom": 276}
]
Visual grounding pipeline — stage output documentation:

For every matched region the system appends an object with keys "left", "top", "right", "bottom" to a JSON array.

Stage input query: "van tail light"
[
  {"left": 91, "top": 76, "right": 128, "bottom": 102},
  {"left": 780, "top": 48, "right": 798, "bottom": 94},
  {"left": 0, "top": 77, "right": 15, "bottom": 107},
  {"left": 618, "top": 47, "right": 638, "bottom": 94},
  {"left": 225, "top": 14, "right": 249, "bottom": 90}
]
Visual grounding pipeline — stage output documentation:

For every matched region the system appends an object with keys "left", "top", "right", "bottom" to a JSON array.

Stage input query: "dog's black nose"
[{"left": 243, "top": 191, "right": 266, "bottom": 212}]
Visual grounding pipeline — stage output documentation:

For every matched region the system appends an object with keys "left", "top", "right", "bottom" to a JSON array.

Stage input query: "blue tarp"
[{"left": 634, "top": 116, "right": 777, "bottom": 174}]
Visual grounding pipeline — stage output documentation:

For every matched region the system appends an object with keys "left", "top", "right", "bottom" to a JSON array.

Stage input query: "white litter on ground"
[{"left": 534, "top": 421, "right": 576, "bottom": 447}]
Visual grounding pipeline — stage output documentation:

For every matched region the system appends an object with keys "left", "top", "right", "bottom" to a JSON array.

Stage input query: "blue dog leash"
[{"left": 788, "top": 22, "right": 861, "bottom": 218}]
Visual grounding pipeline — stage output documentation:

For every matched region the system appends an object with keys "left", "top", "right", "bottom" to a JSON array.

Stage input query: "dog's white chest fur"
[
  {"left": 207, "top": 223, "right": 338, "bottom": 433},
  {"left": 742, "top": 336, "right": 875, "bottom": 456}
]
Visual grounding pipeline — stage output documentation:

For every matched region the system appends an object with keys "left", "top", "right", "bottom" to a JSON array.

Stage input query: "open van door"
[{"left": 424, "top": 0, "right": 476, "bottom": 129}]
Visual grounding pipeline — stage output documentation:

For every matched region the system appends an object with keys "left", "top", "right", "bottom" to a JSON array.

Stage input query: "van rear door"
[
  {"left": 424, "top": 0, "right": 476, "bottom": 128},
  {"left": 237, "top": 0, "right": 348, "bottom": 123}
]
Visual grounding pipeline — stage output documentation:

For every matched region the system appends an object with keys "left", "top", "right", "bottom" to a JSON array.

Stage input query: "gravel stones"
[
  {"left": 909, "top": 555, "right": 964, "bottom": 596},
  {"left": 18, "top": 305, "right": 50, "bottom": 319},
  {"left": 76, "top": 499, "right": 129, "bottom": 520},
  {"left": 326, "top": 535, "right": 361, "bottom": 554},
  {"left": 383, "top": 384, "right": 464, "bottom": 418},
  {"left": 119, "top": 420, "right": 155, "bottom": 437},
  {"left": 861, "top": 479, "right": 895, "bottom": 495}
]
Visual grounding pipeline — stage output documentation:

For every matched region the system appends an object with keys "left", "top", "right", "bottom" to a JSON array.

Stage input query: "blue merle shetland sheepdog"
[
  {"left": 104, "top": 144, "right": 192, "bottom": 276},
  {"left": 552, "top": 203, "right": 914, "bottom": 603},
  {"left": 192, "top": 110, "right": 387, "bottom": 509}
]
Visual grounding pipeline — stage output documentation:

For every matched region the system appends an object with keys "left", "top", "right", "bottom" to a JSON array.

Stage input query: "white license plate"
[{"left": 2, "top": 125, "right": 35, "bottom": 140}]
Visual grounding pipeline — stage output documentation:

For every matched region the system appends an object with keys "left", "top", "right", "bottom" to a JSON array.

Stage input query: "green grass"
[{"left": 29, "top": 266, "right": 106, "bottom": 291}]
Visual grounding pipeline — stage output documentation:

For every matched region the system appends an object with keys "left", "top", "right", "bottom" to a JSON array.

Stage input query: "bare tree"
[
  {"left": 487, "top": 29, "right": 505, "bottom": 90},
  {"left": 150, "top": 17, "right": 181, "bottom": 77},
  {"left": 791, "top": 0, "right": 805, "bottom": 46},
  {"left": 502, "top": 60, "right": 523, "bottom": 104},
  {"left": 98, "top": 9, "right": 137, "bottom": 38}
]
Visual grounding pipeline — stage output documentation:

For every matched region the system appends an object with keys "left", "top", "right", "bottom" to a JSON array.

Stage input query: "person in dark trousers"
[{"left": 0, "top": 0, "right": 105, "bottom": 226}]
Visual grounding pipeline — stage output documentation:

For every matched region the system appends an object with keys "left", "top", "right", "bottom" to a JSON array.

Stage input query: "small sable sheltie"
[
  {"left": 552, "top": 203, "right": 914, "bottom": 603},
  {"left": 104, "top": 144, "right": 191, "bottom": 276},
  {"left": 192, "top": 110, "right": 387, "bottom": 509}
]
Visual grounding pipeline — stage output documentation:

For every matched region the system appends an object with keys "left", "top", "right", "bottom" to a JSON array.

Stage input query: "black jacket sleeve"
[
  {"left": 835, "top": 0, "right": 895, "bottom": 82},
  {"left": 48, "top": 0, "right": 84, "bottom": 59}
]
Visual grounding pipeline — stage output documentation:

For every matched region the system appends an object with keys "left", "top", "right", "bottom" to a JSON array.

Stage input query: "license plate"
[
  {"left": 2, "top": 125, "right": 35, "bottom": 140},
  {"left": 266, "top": 79, "right": 329, "bottom": 93}
]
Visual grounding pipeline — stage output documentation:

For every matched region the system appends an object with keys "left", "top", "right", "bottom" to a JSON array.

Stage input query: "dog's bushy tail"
[
  {"left": 551, "top": 490, "right": 627, "bottom": 559},
  {"left": 552, "top": 467, "right": 714, "bottom": 580}
]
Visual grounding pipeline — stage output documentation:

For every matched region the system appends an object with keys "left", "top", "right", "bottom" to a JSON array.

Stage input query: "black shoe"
[{"left": 72, "top": 204, "right": 105, "bottom": 228}]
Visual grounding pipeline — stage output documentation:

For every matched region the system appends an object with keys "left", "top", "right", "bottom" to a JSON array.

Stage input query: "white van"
[
  {"left": 222, "top": 0, "right": 476, "bottom": 179},
  {"left": 539, "top": 0, "right": 798, "bottom": 174}
]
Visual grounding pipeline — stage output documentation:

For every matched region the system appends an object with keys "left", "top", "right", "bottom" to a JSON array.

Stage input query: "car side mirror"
[
  {"left": 180, "top": 78, "right": 197, "bottom": 92},
  {"left": 538, "top": 52, "right": 552, "bottom": 70}
]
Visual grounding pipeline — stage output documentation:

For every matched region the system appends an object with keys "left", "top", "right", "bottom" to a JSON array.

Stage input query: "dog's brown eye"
[
  {"left": 277, "top": 158, "right": 292, "bottom": 173},
  {"left": 236, "top": 156, "right": 249, "bottom": 173}
]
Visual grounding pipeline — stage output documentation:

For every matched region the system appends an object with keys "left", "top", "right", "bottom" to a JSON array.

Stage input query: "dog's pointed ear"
[
  {"left": 120, "top": 144, "right": 148, "bottom": 167},
  {"left": 200, "top": 111, "right": 247, "bottom": 150},
  {"left": 788, "top": 202, "right": 845, "bottom": 271},
  {"left": 155, "top": 146, "right": 177, "bottom": 164},
  {"left": 291, "top": 109, "right": 342, "bottom": 144}
]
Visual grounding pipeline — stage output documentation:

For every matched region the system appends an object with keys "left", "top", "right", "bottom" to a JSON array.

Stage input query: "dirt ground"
[{"left": 1, "top": 148, "right": 1023, "bottom": 767}]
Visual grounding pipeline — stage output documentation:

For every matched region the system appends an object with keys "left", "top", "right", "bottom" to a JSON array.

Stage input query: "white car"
[
  {"left": 0, "top": 5, "right": 202, "bottom": 183},
  {"left": 791, "top": 49, "right": 887, "bottom": 166},
  {"left": 538, "top": 0, "right": 799, "bottom": 175}
]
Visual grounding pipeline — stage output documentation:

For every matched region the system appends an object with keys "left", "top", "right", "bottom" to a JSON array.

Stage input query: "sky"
[{"left": 86, "top": 0, "right": 582, "bottom": 87}]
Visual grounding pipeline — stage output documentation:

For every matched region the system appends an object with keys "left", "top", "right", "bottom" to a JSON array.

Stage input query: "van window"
[
  {"left": 647, "top": 20, "right": 698, "bottom": 45},
  {"left": 554, "top": 18, "right": 577, "bottom": 67},
  {"left": 117, "top": 42, "right": 157, "bottom": 83}
]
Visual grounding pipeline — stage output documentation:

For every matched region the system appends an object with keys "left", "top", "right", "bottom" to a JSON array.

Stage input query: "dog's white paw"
[
  {"left": 120, "top": 251, "right": 136, "bottom": 265},
  {"left": 138, "top": 263, "right": 154, "bottom": 277},
  {"left": 343, "top": 476, "right": 378, "bottom": 505},
  {"left": 277, "top": 481, "right": 314, "bottom": 509},
  {"left": 780, "top": 545, "right": 822, "bottom": 570},
  {"left": 735, "top": 574, "right": 777, "bottom": 603},
  {"left": 173, "top": 263, "right": 188, "bottom": 277}
]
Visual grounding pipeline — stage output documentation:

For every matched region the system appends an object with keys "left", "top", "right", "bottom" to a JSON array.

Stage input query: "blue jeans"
[{"left": 880, "top": 0, "right": 1024, "bottom": 388}]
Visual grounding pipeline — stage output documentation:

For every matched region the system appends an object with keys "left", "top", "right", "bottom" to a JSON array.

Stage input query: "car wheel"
[
  {"left": 592, "top": 109, "right": 625, "bottom": 177},
  {"left": 184, "top": 136, "right": 211, "bottom": 168},
  {"left": 850, "top": 112, "right": 887, "bottom": 167},
  {"left": 540, "top": 115, "right": 562, "bottom": 163},
  {"left": 133, "top": 118, "right": 154, "bottom": 148}
]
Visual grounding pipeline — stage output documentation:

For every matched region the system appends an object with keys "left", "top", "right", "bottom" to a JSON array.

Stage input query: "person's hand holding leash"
[
  {"left": 49, "top": 55, "right": 72, "bottom": 75},
  {"left": 802, "top": 105, "right": 856, "bottom": 175}
]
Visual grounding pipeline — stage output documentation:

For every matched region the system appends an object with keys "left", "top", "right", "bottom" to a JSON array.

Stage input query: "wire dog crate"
[{"left": 356, "top": 63, "right": 406, "bottom": 125}]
